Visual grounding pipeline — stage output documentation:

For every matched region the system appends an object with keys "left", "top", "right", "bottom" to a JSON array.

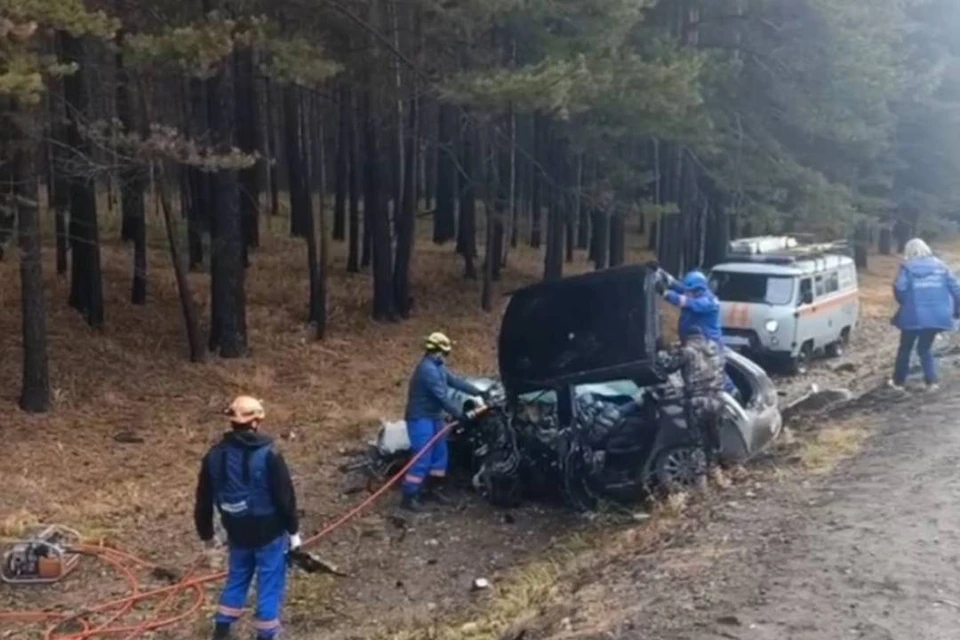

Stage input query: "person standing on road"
[
  {"left": 401, "top": 332, "right": 486, "bottom": 513},
  {"left": 889, "top": 238, "right": 960, "bottom": 392},
  {"left": 657, "top": 326, "right": 731, "bottom": 489},
  {"left": 195, "top": 396, "right": 301, "bottom": 640}
]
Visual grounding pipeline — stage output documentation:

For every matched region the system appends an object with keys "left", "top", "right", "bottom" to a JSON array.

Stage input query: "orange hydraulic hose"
[{"left": 0, "top": 416, "right": 466, "bottom": 639}]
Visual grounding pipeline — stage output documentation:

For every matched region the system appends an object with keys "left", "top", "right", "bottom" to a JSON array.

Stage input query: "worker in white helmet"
[{"left": 194, "top": 396, "right": 300, "bottom": 640}]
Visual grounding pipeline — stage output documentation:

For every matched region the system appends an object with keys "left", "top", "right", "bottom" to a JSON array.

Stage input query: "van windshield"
[{"left": 710, "top": 271, "right": 795, "bottom": 305}]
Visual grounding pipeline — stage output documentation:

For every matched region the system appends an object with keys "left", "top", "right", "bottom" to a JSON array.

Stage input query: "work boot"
[
  {"left": 212, "top": 622, "right": 231, "bottom": 639},
  {"left": 421, "top": 478, "right": 454, "bottom": 506},
  {"left": 400, "top": 493, "right": 426, "bottom": 513}
]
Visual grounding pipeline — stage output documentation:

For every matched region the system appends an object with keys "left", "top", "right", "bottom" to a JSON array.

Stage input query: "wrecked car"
[{"left": 343, "top": 265, "right": 782, "bottom": 509}]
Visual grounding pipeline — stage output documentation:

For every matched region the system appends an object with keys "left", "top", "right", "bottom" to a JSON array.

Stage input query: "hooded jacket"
[
  {"left": 195, "top": 430, "right": 299, "bottom": 549},
  {"left": 405, "top": 353, "right": 482, "bottom": 421},
  {"left": 893, "top": 256, "right": 960, "bottom": 331},
  {"left": 663, "top": 275, "right": 723, "bottom": 343}
]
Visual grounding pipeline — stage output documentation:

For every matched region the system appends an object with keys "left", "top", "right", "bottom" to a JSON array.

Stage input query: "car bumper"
[{"left": 750, "top": 403, "right": 783, "bottom": 452}]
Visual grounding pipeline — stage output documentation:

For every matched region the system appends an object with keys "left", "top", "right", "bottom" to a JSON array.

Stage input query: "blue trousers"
[
  {"left": 216, "top": 535, "right": 288, "bottom": 638},
  {"left": 893, "top": 329, "right": 939, "bottom": 385},
  {"left": 402, "top": 417, "right": 447, "bottom": 497}
]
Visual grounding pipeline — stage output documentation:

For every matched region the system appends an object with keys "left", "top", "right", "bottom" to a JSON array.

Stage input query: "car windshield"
[{"left": 710, "top": 271, "right": 795, "bottom": 305}]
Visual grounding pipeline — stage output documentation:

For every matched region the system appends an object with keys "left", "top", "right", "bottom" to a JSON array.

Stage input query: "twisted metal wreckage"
[{"left": 343, "top": 265, "right": 784, "bottom": 510}]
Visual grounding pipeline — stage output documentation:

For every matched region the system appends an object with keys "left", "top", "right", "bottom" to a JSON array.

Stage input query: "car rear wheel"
[{"left": 653, "top": 446, "right": 707, "bottom": 494}]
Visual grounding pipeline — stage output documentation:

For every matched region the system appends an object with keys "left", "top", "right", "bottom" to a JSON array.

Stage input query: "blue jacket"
[
  {"left": 664, "top": 284, "right": 723, "bottom": 343},
  {"left": 893, "top": 256, "right": 960, "bottom": 331},
  {"left": 405, "top": 354, "right": 482, "bottom": 421}
]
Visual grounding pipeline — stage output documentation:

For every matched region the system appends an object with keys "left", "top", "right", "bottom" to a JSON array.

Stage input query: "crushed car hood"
[{"left": 498, "top": 265, "right": 661, "bottom": 394}]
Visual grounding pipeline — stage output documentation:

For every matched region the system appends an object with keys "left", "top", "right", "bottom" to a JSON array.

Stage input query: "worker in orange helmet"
[{"left": 194, "top": 396, "right": 301, "bottom": 640}]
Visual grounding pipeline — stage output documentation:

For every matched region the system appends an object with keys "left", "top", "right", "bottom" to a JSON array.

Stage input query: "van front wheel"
[{"left": 788, "top": 342, "right": 814, "bottom": 375}]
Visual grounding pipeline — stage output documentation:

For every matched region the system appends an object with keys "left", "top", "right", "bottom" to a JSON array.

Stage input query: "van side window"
[
  {"left": 799, "top": 278, "right": 812, "bottom": 305},
  {"left": 814, "top": 275, "right": 825, "bottom": 297},
  {"left": 825, "top": 271, "right": 839, "bottom": 294},
  {"left": 838, "top": 265, "right": 855, "bottom": 290}
]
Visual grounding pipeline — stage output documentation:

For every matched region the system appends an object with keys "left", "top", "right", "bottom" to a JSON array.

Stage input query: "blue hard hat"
[{"left": 682, "top": 270, "right": 708, "bottom": 292}]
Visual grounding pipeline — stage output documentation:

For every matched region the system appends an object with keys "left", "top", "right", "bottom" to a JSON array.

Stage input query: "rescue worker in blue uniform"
[
  {"left": 659, "top": 269, "right": 723, "bottom": 342},
  {"left": 401, "top": 332, "right": 485, "bottom": 512},
  {"left": 195, "top": 396, "right": 300, "bottom": 640},
  {"left": 649, "top": 264, "right": 737, "bottom": 396}
]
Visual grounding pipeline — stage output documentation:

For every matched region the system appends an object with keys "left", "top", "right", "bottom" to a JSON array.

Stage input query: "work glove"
[
  {"left": 289, "top": 533, "right": 303, "bottom": 551},
  {"left": 201, "top": 539, "right": 224, "bottom": 569},
  {"left": 465, "top": 404, "right": 487, "bottom": 421}
]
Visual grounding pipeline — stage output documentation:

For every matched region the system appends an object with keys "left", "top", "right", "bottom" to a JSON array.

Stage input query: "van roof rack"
[{"left": 724, "top": 236, "right": 852, "bottom": 265}]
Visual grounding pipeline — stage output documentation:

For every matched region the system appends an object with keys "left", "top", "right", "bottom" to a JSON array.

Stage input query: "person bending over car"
[
  {"left": 657, "top": 326, "right": 731, "bottom": 490},
  {"left": 656, "top": 267, "right": 723, "bottom": 343},
  {"left": 401, "top": 332, "right": 486, "bottom": 513},
  {"left": 648, "top": 262, "right": 738, "bottom": 399}
]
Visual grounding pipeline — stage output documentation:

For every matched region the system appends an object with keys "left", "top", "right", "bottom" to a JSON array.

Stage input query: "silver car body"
[{"left": 374, "top": 349, "right": 782, "bottom": 466}]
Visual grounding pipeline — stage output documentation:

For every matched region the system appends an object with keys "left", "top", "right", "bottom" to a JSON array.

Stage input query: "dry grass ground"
[{"left": 0, "top": 203, "right": 955, "bottom": 639}]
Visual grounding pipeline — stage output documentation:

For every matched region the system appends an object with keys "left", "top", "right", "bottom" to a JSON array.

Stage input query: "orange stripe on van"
[
  {"left": 796, "top": 290, "right": 859, "bottom": 317},
  {"left": 724, "top": 303, "right": 752, "bottom": 329}
]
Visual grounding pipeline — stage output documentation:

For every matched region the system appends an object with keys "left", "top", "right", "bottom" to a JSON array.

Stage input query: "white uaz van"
[{"left": 709, "top": 237, "right": 860, "bottom": 372}]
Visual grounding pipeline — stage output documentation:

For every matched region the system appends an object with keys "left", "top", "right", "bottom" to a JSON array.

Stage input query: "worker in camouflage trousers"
[
  {"left": 657, "top": 326, "right": 731, "bottom": 489},
  {"left": 195, "top": 396, "right": 301, "bottom": 640},
  {"left": 401, "top": 332, "right": 486, "bottom": 512}
]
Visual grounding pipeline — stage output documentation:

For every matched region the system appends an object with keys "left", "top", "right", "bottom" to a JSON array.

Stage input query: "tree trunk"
[
  {"left": 457, "top": 118, "right": 478, "bottom": 280},
  {"left": 156, "top": 164, "right": 205, "bottom": 362},
  {"left": 333, "top": 84, "right": 349, "bottom": 241},
  {"left": 116, "top": 33, "right": 147, "bottom": 305},
  {"left": 363, "top": 90, "right": 396, "bottom": 320},
  {"left": 292, "top": 87, "right": 324, "bottom": 338},
  {"left": 530, "top": 113, "right": 544, "bottom": 249},
  {"left": 879, "top": 227, "right": 893, "bottom": 255},
  {"left": 893, "top": 219, "right": 910, "bottom": 254},
  {"left": 393, "top": 75, "right": 418, "bottom": 318},
  {"left": 207, "top": 45, "right": 247, "bottom": 358},
  {"left": 16, "top": 141, "right": 51, "bottom": 412},
  {"left": 316, "top": 117, "right": 329, "bottom": 340},
  {"left": 433, "top": 102, "right": 457, "bottom": 244},
  {"left": 506, "top": 105, "right": 518, "bottom": 258},
  {"left": 592, "top": 208, "right": 609, "bottom": 270},
  {"left": 62, "top": 32, "right": 104, "bottom": 329},
  {"left": 287, "top": 88, "right": 308, "bottom": 239},
  {"left": 235, "top": 46, "right": 260, "bottom": 262},
  {"left": 609, "top": 210, "right": 626, "bottom": 267},
  {"left": 265, "top": 79, "right": 280, "bottom": 218},
  {"left": 543, "top": 134, "right": 564, "bottom": 281},
  {"left": 187, "top": 78, "right": 207, "bottom": 270},
  {"left": 575, "top": 155, "right": 588, "bottom": 250},
  {"left": 48, "top": 51, "right": 70, "bottom": 276},
  {"left": 347, "top": 90, "right": 361, "bottom": 274}
]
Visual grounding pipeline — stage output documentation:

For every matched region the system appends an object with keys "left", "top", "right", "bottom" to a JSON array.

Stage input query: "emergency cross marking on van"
[{"left": 709, "top": 236, "right": 861, "bottom": 373}]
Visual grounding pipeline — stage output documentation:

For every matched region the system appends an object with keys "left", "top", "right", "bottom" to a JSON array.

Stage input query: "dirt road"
[{"left": 519, "top": 363, "right": 960, "bottom": 640}]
